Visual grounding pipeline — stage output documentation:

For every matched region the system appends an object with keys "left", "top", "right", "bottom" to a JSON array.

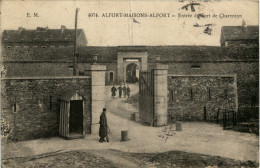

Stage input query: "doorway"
[{"left": 69, "top": 100, "right": 83, "bottom": 134}]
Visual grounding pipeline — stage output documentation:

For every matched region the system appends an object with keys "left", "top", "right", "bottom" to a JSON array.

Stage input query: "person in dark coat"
[
  {"left": 99, "top": 108, "right": 109, "bottom": 143},
  {"left": 118, "top": 85, "right": 123, "bottom": 98},
  {"left": 122, "top": 84, "right": 127, "bottom": 98},
  {"left": 126, "top": 85, "right": 131, "bottom": 99},
  {"left": 111, "top": 84, "right": 117, "bottom": 99}
]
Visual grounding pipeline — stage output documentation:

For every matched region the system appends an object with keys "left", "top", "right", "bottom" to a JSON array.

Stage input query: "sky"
[{"left": 0, "top": 0, "right": 259, "bottom": 46}]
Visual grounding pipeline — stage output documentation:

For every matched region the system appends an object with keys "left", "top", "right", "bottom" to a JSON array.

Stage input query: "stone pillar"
[
  {"left": 151, "top": 64, "right": 168, "bottom": 126},
  {"left": 87, "top": 64, "right": 106, "bottom": 133}
]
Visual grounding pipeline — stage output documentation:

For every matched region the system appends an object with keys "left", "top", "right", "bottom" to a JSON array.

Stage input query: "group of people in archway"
[{"left": 111, "top": 84, "right": 130, "bottom": 99}]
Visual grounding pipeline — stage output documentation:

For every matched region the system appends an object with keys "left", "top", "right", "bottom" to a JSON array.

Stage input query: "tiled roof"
[
  {"left": 1, "top": 46, "right": 258, "bottom": 63},
  {"left": 221, "top": 26, "right": 259, "bottom": 41},
  {"left": 2, "top": 27, "right": 83, "bottom": 43}
]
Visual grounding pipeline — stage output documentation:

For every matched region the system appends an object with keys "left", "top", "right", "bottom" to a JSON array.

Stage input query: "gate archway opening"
[{"left": 126, "top": 63, "right": 139, "bottom": 83}]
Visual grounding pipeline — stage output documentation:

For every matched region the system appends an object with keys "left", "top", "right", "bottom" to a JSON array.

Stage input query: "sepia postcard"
[{"left": 0, "top": 0, "right": 259, "bottom": 167}]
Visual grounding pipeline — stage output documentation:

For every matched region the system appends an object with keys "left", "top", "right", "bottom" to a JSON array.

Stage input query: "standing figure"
[
  {"left": 118, "top": 85, "right": 123, "bottom": 98},
  {"left": 126, "top": 85, "right": 131, "bottom": 99},
  {"left": 122, "top": 84, "right": 127, "bottom": 98},
  {"left": 99, "top": 108, "right": 109, "bottom": 143},
  {"left": 111, "top": 85, "right": 117, "bottom": 99}
]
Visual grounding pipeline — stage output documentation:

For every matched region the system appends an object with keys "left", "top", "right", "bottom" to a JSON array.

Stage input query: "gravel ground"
[
  {"left": 122, "top": 150, "right": 258, "bottom": 168},
  {"left": 2, "top": 150, "right": 117, "bottom": 168},
  {"left": 2, "top": 149, "right": 258, "bottom": 168}
]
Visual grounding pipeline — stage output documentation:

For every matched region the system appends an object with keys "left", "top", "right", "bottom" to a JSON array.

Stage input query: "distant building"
[
  {"left": 220, "top": 24, "right": 259, "bottom": 47},
  {"left": 1, "top": 25, "right": 87, "bottom": 49}
]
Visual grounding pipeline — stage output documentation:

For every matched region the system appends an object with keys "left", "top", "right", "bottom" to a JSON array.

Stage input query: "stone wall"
[
  {"left": 1, "top": 76, "right": 91, "bottom": 141},
  {"left": 167, "top": 75, "right": 237, "bottom": 121},
  {"left": 167, "top": 61, "right": 259, "bottom": 121},
  {"left": 2, "top": 62, "right": 73, "bottom": 77}
]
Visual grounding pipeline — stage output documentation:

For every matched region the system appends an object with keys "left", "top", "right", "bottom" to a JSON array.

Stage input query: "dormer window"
[
  {"left": 93, "top": 55, "right": 98, "bottom": 61},
  {"left": 155, "top": 55, "right": 161, "bottom": 61},
  {"left": 191, "top": 65, "right": 201, "bottom": 69}
]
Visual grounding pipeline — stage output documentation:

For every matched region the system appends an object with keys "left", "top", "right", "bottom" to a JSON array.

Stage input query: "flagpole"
[
  {"left": 73, "top": 8, "right": 79, "bottom": 76},
  {"left": 132, "top": 18, "right": 134, "bottom": 46}
]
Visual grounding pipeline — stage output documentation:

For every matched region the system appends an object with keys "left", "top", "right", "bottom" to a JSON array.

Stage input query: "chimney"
[
  {"left": 242, "top": 19, "right": 247, "bottom": 28},
  {"left": 36, "top": 26, "right": 48, "bottom": 32},
  {"left": 242, "top": 19, "right": 248, "bottom": 32},
  {"left": 18, "top": 27, "right": 24, "bottom": 34},
  {"left": 61, "top": 25, "right": 66, "bottom": 33},
  {"left": 242, "top": 19, "right": 248, "bottom": 38}
]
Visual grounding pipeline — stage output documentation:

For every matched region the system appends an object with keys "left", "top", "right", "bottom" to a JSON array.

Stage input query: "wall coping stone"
[
  {"left": 168, "top": 74, "right": 236, "bottom": 78},
  {"left": 85, "top": 65, "right": 106, "bottom": 71},
  {"left": 150, "top": 64, "right": 168, "bottom": 70},
  {"left": 1, "top": 76, "right": 90, "bottom": 80}
]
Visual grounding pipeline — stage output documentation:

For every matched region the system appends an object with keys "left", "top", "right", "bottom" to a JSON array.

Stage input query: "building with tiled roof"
[
  {"left": 1, "top": 25, "right": 87, "bottom": 49},
  {"left": 220, "top": 25, "right": 259, "bottom": 47}
]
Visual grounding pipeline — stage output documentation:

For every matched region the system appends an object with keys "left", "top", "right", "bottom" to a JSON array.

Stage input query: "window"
[
  {"left": 229, "top": 44, "right": 235, "bottom": 48},
  {"left": 109, "top": 72, "right": 114, "bottom": 82},
  {"left": 191, "top": 65, "right": 200, "bottom": 69},
  {"left": 15, "top": 46, "right": 20, "bottom": 48},
  {"left": 49, "top": 96, "right": 52, "bottom": 109},
  {"left": 7, "top": 46, "right": 11, "bottom": 49},
  {"left": 13, "top": 103, "right": 17, "bottom": 113},
  {"left": 208, "top": 88, "right": 211, "bottom": 100},
  {"left": 171, "top": 90, "right": 174, "bottom": 101},
  {"left": 190, "top": 88, "right": 193, "bottom": 100},
  {"left": 33, "top": 46, "right": 38, "bottom": 48},
  {"left": 79, "top": 71, "right": 84, "bottom": 76},
  {"left": 42, "top": 46, "right": 46, "bottom": 49}
]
